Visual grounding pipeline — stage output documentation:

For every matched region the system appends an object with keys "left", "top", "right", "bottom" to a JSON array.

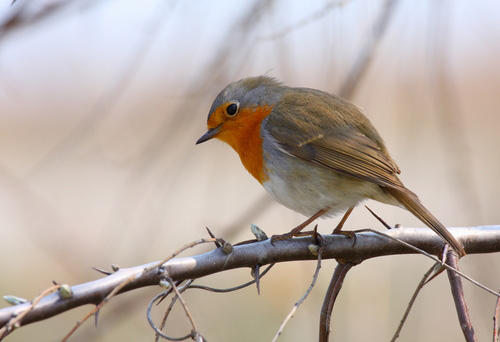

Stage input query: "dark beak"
[{"left": 196, "top": 125, "right": 221, "bottom": 144}]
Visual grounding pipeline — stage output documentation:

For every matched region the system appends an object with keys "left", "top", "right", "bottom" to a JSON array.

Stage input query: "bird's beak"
[{"left": 196, "top": 125, "right": 221, "bottom": 144}]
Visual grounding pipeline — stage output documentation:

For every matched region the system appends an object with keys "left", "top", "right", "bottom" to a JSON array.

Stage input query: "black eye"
[{"left": 226, "top": 102, "right": 239, "bottom": 116}]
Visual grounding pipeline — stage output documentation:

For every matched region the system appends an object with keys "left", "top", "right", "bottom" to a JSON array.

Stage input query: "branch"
[
  {"left": 319, "top": 260, "right": 357, "bottom": 342},
  {"left": 0, "top": 226, "right": 499, "bottom": 332},
  {"left": 446, "top": 250, "right": 477, "bottom": 341}
]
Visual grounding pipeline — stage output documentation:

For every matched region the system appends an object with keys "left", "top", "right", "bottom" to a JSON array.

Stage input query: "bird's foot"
[
  {"left": 332, "top": 229, "right": 357, "bottom": 247},
  {"left": 270, "top": 230, "right": 307, "bottom": 246},
  {"left": 270, "top": 227, "right": 323, "bottom": 246}
]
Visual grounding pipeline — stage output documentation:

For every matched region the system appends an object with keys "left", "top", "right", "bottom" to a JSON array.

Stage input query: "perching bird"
[{"left": 197, "top": 76, "right": 465, "bottom": 257}]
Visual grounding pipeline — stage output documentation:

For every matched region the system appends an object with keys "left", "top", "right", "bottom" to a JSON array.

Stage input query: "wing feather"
[{"left": 265, "top": 89, "right": 408, "bottom": 194}]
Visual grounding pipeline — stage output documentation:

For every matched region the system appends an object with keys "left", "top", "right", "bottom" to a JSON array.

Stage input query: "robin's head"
[{"left": 196, "top": 76, "right": 282, "bottom": 145}]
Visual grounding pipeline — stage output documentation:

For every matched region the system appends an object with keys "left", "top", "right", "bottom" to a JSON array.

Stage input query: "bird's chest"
[{"left": 220, "top": 107, "right": 273, "bottom": 184}]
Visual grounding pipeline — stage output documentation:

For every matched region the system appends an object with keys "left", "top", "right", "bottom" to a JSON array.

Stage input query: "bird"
[{"left": 196, "top": 76, "right": 465, "bottom": 257}]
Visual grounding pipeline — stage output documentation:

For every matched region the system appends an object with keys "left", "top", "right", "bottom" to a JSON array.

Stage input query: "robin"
[{"left": 196, "top": 76, "right": 465, "bottom": 257}]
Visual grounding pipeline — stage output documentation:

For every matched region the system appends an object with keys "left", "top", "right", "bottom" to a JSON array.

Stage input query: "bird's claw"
[
  {"left": 332, "top": 229, "right": 357, "bottom": 247},
  {"left": 270, "top": 232, "right": 294, "bottom": 246}
]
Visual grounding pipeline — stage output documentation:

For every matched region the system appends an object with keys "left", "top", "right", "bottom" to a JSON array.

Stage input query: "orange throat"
[{"left": 217, "top": 105, "right": 273, "bottom": 184}]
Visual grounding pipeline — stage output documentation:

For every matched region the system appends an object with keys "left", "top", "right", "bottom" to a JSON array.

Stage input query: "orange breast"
[{"left": 216, "top": 105, "right": 273, "bottom": 184}]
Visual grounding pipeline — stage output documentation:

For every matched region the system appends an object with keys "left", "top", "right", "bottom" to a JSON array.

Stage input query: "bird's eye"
[{"left": 226, "top": 102, "right": 239, "bottom": 116}]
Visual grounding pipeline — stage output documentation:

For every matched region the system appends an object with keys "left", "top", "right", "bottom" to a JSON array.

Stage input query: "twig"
[
  {"left": 154, "top": 280, "right": 194, "bottom": 342},
  {"left": 319, "top": 261, "right": 357, "bottom": 342},
  {"left": 0, "top": 284, "right": 61, "bottom": 339},
  {"left": 188, "top": 264, "right": 275, "bottom": 293},
  {"left": 446, "top": 250, "right": 477, "bottom": 341},
  {"left": 494, "top": 292, "right": 500, "bottom": 342},
  {"left": 168, "top": 277, "right": 204, "bottom": 341},
  {"left": 148, "top": 290, "right": 194, "bottom": 341},
  {"left": 155, "top": 291, "right": 179, "bottom": 342},
  {"left": 271, "top": 242, "right": 325, "bottom": 342},
  {"left": 61, "top": 238, "right": 220, "bottom": 341},
  {"left": 151, "top": 264, "right": 275, "bottom": 341},
  {"left": 361, "top": 228, "right": 500, "bottom": 298},
  {"left": 390, "top": 262, "right": 440, "bottom": 342}
]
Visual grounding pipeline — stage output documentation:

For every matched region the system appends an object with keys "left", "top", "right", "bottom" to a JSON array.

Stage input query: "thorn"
[
  {"left": 92, "top": 267, "right": 112, "bottom": 276},
  {"left": 312, "top": 225, "right": 324, "bottom": 246},
  {"left": 364, "top": 205, "right": 392, "bottom": 230},
  {"left": 206, "top": 227, "right": 222, "bottom": 248}
]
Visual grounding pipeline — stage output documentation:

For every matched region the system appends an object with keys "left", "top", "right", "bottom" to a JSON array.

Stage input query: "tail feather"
[{"left": 387, "top": 188, "right": 466, "bottom": 257}]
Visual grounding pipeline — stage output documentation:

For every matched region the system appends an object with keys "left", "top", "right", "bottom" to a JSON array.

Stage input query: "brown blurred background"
[{"left": 0, "top": 1, "right": 499, "bottom": 341}]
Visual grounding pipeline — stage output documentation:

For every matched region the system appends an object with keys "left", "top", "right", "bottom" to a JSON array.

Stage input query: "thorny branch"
[
  {"left": 494, "top": 293, "right": 500, "bottom": 342},
  {"left": 0, "top": 226, "right": 499, "bottom": 341}
]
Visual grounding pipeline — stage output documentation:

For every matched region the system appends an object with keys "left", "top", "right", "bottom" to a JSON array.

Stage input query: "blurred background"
[{"left": 0, "top": 0, "right": 499, "bottom": 341}]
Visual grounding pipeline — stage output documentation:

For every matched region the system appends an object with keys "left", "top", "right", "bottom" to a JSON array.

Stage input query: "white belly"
[{"left": 261, "top": 147, "right": 396, "bottom": 218}]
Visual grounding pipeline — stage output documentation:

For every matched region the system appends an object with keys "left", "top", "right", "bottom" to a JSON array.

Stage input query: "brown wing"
[
  {"left": 282, "top": 130, "right": 410, "bottom": 193},
  {"left": 265, "top": 88, "right": 409, "bottom": 194}
]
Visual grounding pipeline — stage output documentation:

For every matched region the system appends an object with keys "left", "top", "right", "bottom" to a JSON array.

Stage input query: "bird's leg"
[
  {"left": 332, "top": 207, "right": 356, "bottom": 243},
  {"left": 271, "top": 207, "right": 330, "bottom": 244},
  {"left": 333, "top": 207, "right": 354, "bottom": 233}
]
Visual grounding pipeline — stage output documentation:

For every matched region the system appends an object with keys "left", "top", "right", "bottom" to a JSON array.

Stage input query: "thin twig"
[
  {"left": 160, "top": 292, "right": 180, "bottom": 341},
  {"left": 154, "top": 280, "right": 195, "bottom": 342},
  {"left": 156, "top": 280, "right": 185, "bottom": 306},
  {"left": 189, "top": 264, "right": 275, "bottom": 293},
  {"left": 61, "top": 238, "right": 220, "bottom": 341},
  {"left": 361, "top": 229, "right": 500, "bottom": 298},
  {"left": 271, "top": 243, "right": 325, "bottom": 342},
  {"left": 167, "top": 278, "right": 203, "bottom": 341},
  {"left": 148, "top": 291, "right": 193, "bottom": 341},
  {"left": 390, "top": 262, "right": 440, "bottom": 342},
  {"left": 156, "top": 292, "right": 178, "bottom": 342},
  {"left": 0, "top": 284, "right": 61, "bottom": 339},
  {"left": 446, "top": 250, "right": 477, "bottom": 342},
  {"left": 494, "top": 292, "right": 500, "bottom": 342},
  {"left": 151, "top": 263, "right": 274, "bottom": 341},
  {"left": 319, "top": 261, "right": 357, "bottom": 342}
]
